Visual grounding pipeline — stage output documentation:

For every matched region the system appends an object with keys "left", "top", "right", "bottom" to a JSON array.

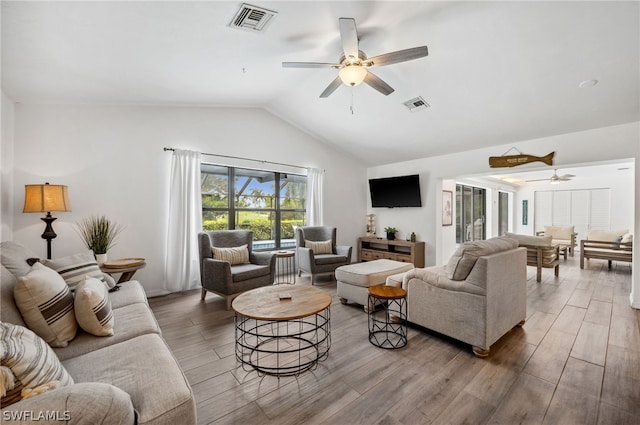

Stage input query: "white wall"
[
  {"left": 367, "top": 122, "right": 639, "bottom": 307},
  {"left": 1, "top": 91, "right": 15, "bottom": 242},
  {"left": 513, "top": 165, "right": 635, "bottom": 236},
  {"left": 11, "top": 104, "right": 367, "bottom": 296}
]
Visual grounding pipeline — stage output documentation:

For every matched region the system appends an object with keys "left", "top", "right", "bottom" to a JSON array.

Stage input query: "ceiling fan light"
[
  {"left": 550, "top": 179, "right": 560, "bottom": 185},
  {"left": 339, "top": 65, "right": 367, "bottom": 86}
]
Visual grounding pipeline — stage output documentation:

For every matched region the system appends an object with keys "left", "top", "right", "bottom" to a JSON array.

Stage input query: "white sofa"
[
  {"left": 1, "top": 242, "right": 196, "bottom": 425},
  {"left": 536, "top": 225, "right": 577, "bottom": 258},
  {"left": 401, "top": 237, "right": 527, "bottom": 357}
]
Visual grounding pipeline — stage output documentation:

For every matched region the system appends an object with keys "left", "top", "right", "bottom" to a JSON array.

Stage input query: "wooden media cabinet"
[{"left": 358, "top": 237, "right": 425, "bottom": 268}]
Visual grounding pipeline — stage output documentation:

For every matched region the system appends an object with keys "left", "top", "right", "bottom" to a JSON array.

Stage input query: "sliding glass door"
[{"left": 456, "top": 184, "right": 486, "bottom": 243}]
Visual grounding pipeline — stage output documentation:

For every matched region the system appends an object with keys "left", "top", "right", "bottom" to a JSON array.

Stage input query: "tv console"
[{"left": 358, "top": 237, "right": 425, "bottom": 268}]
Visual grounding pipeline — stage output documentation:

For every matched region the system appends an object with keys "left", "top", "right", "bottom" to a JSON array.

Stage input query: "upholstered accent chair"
[
  {"left": 198, "top": 230, "right": 276, "bottom": 310},
  {"left": 295, "top": 226, "right": 352, "bottom": 284}
]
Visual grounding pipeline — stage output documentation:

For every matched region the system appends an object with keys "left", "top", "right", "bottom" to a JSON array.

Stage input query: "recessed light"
[{"left": 579, "top": 79, "right": 598, "bottom": 88}]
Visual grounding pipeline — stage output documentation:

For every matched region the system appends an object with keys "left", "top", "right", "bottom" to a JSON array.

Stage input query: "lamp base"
[{"left": 40, "top": 213, "right": 58, "bottom": 260}]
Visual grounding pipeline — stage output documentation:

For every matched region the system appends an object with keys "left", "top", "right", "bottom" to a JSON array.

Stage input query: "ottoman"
[{"left": 336, "top": 259, "right": 414, "bottom": 311}]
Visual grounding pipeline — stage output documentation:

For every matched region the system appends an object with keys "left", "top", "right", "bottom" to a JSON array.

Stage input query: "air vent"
[
  {"left": 230, "top": 3, "right": 277, "bottom": 32},
  {"left": 402, "top": 96, "right": 430, "bottom": 112}
]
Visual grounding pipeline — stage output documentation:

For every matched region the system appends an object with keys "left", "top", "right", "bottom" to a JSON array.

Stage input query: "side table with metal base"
[
  {"left": 368, "top": 285, "right": 407, "bottom": 349},
  {"left": 274, "top": 250, "right": 296, "bottom": 284}
]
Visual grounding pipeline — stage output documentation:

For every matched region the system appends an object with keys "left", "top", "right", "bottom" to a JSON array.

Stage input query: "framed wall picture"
[
  {"left": 522, "top": 200, "right": 528, "bottom": 225},
  {"left": 442, "top": 190, "right": 453, "bottom": 226}
]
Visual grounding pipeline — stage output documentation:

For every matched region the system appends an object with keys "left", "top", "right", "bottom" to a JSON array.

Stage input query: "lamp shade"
[
  {"left": 339, "top": 65, "right": 367, "bottom": 86},
  {"left": 23, "top": 184, "right": 71, "bottom": 213}
]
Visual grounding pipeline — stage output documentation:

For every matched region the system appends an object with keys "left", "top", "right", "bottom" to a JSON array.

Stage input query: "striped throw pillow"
[
  {"left": 14, "top": 262, "right": 77, "bottom": 348},
  {"left": 212, "top": 244, "right": 250, "bottom": 265},
  {"left": 0, "top": 322, "right": 75, "bottom": 407},
  {"left": 44, "top": 251, "right": 110, "bottom": 291},
  {"left": 305, "top": 239, "right": 333, "bottom": 254},
  {"left": 74, "top": 277, "right": 114, "bottom": 337}
]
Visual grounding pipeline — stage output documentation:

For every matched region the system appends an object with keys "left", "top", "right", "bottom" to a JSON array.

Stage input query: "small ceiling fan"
[
  {"left": 282, "top": 18, "right": 428, "bottom": 98},
  {"left": 526, "top": 169, "right": 576, "bottom": 184}
]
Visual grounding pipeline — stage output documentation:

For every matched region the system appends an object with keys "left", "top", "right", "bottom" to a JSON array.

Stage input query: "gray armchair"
[
  {"left": 198, "top": 230, "right": 276, "bottom": 310},
  {"left": 295, "top": 226, "right": 352, "bottom": 284}
]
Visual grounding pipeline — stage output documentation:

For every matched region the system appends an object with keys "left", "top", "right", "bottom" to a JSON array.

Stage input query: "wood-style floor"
[{"left": 149, "top": 256, "right": 639, "bottom": 425}]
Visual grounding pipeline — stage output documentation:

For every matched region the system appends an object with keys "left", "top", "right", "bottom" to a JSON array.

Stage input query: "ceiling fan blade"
[
  {"left": 559, "top": 174, "right": 575, "bottom": 179},
  {"left": 282, "top": 62, "right": 340, "bottom": 68},
  {"left": 363, "top": 71, "right": 394, "bottom": 96},
  {"left": 319, "top": 76, "right": 343, "bottom": 98},
  {"left": 364, "top": 46, "right": 429, "bottom": 67},
  {"left": 339, "top": 18, "right": 359, "bottom": 59},
  {"left": 525, "top": 178, "right": 550, "bottom": 182}
]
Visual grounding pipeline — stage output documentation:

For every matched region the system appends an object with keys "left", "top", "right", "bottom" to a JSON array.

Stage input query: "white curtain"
[
  {"left": 164, "top": 149, "right": 202, "bottom": 293},
  {"left": 306, "top": 168, "right": 324, "bottom": 226}
]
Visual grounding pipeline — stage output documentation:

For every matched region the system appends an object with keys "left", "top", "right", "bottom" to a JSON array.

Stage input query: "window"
[
  {"left": 498, "top": 191, "right": 509, "bottom": 236},
  {"left": 456, "top": 184, "right": 486, "bottom": 243},
  {"left": 201, "top": 164, "right": 307, "bottom": 250}
]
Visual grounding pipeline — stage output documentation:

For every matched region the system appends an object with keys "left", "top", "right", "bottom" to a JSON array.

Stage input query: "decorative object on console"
[
  {"left": 366, "top": 214, "right": 376, "bottom": 237},
  {"left": 488, "top": 148, "right": 554, "bottom": 168},
  {"left": 384, "top": 227, "right": 398, "bottom": 240},
  {"left": 442, "top": 190, "right": 453, "bottom": 226},
  {"left": 22, "top": 183, "right": 71, "bottom": 260},
  {"left": 76, "top": 215, "right": 124, "bottom": 265}
]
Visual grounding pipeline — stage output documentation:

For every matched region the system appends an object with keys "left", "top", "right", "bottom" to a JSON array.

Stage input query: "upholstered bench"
[{"left": 336, "top": 259, "right": 414, "bottom": 311}]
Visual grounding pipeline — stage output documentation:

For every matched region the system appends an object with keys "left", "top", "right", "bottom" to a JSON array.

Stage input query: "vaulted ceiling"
[{"left": 2, "top": 1, "right": 639, "bottom": 165}]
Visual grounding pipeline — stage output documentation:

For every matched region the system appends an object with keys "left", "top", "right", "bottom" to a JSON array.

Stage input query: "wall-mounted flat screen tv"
[{"left": 369, "top": 174, "right": 422, "bottom": 208}]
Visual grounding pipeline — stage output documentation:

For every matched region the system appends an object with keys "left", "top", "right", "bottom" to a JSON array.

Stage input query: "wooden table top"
[
  {"left": 368, "top": 285, "right": 407, "bottom": 300},
  {"left": 232, "top": 285, "right": 331, "bottom": 321}
]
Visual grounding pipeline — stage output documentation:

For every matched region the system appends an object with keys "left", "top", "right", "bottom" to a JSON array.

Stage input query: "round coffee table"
[
  {"left": 232, "top": 285, "right": 331, "bottom": 376},
  {"left": 368, "top": 285, "right": 407, "bottom": 349}
]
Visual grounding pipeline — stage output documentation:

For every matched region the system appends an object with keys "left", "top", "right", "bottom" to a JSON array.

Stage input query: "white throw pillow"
[
  {"left": 44, "top": 251, "right": 114, "bottom": 291},
  {"left": 587, "top": 229, "right": 628, "bottom": 242},
  {"left": 212, "top": 244, "right": 250, "bottom": 265},
  {"left": 74, "top": 277, "right": 115, "bottom": 337},
  {"left": 305, "top": 239, "right": 333, "bottom": 254},
  {"left": 14, "top": 262, "right": 77, "bottom": 348},
  {"left": 0, "top": 322, "right": 75, "bottom": 407},
  {"left": 621, "top": 233, "right": 633, "bottom": 244}
]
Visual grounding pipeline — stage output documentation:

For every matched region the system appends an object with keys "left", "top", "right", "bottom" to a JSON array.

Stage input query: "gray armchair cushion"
[
  {"left": 230, "top": 264, "right": 271, "bottom": 282},
  {"left": 314, "top": 254, "right": 348, "bottom": 265}
]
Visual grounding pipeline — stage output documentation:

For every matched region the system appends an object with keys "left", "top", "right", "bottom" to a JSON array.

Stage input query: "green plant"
[
  {"left": 384, "top": 227, "right": 398, "bottom": 234},
  {"left": 76, "top": 215, "right": 124, "bottom": 254}
]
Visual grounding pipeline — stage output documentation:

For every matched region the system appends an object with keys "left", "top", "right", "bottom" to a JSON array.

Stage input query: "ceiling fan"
[
  {"left": 526, "top": 169, "right": 576, "bottom": 184},
  {"left": 282, "top": 18, "right": 428, "bottom": 98}
]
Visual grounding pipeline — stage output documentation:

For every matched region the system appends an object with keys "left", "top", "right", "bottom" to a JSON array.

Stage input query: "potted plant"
[
  {"left": 76, "top": 215, "right": 124, "bottom": 264},
  {"left": 384, "top": 227, "right": 398, "bottom": 240}
]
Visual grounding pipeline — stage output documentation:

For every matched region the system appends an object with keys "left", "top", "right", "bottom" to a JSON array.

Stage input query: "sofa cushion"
[
  {"left": 1, "top": 265, "right": 26, "bottom": 327},
  {"left": 63, "top": 334, "right": 196, "bottom": 425},
  {"left": 505, "top": 233, "right": 553, "bottom": 247},
  {"left": 0, "top": 241, "right": 39, "bottom": 278},
  {"left": 109, "top": 280, "right": 149, "bottom": 309},
  {"left": 0, "top": 322, "right": 75, "bottom": 407},
  {"left": 446, "top": 237, "right": 519, "bottom": 281},
  {"left": 314, "top": 253, "right": 348, "bottom": 265},
  {"left": 212, "top": 244, "right": 250, "bottom": 265},
  {"left": 230, "top": 263, "right": 271, "bottom": 282},
  {"left": 621, "top": 233, "right": 633, "bottom": 244},
  {"left": 44, "top": 251, "right": 114, "bottom": 291},
  {"left": 544, "top": 225, "right": 574, "bottom": 240},
  {"left": 54, "top": 302, "right": 161, "bottom": 361},
  {"left": 74, "top": 277, "right": 115, "bottom": 337},
  {"left": 587, "top": 229, "right": 628, "bottom": 242},
  {"left": 0, "top": 382, "right": 136, "bottom": 425},
  {"left": 305, "top": 239, "right": 333, "bottom": 254},
  {"left": 14, "top": 262, "right": 77, "bottom": 348}
]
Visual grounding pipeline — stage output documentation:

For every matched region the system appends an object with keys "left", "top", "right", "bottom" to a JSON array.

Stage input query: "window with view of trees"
[{"left": 201, "top": 164, "right": 307, "bottom": 250}]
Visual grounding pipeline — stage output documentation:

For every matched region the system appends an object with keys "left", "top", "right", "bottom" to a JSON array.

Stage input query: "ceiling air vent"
[
  {"left": 230, "top": 4, "right": 277, "bottom": 32},
  {"left": 403, "top": 96, "right": 430, "bottom": 112}
]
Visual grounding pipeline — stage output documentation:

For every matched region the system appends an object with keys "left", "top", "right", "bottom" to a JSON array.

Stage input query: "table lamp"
[{"left": 23, "top": 183, "right": 71, "bottom": 259}]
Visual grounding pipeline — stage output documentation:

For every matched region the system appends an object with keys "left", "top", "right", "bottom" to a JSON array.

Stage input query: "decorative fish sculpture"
[{"left": 489, "top": 151, "right": 555, "bottom": 168}]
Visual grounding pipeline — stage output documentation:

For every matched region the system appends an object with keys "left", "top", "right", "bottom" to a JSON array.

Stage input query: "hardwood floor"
[{"left": 149, "top": 257, "right": 639, "bottom": 425}]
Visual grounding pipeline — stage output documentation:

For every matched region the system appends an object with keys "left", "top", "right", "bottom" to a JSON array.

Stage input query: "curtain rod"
[{"left": 163, "top": 147, "right": 312, "bottom": 171}]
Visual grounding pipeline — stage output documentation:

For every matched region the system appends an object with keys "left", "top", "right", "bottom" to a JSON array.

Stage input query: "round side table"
[
  {"left": 367, "top": 285, "right": 407, "bottom": 349},
  {"left": 274, "top": 250, "right": 296, "bottom": 284}
]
